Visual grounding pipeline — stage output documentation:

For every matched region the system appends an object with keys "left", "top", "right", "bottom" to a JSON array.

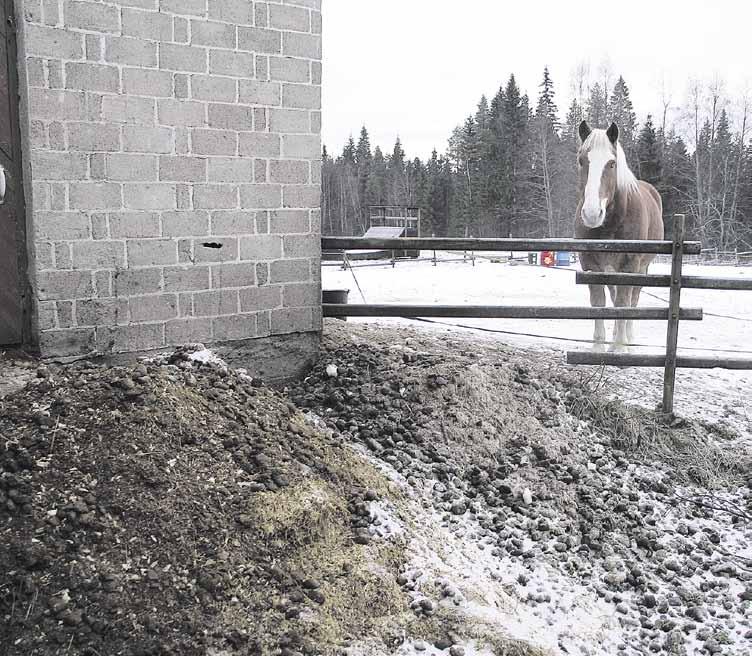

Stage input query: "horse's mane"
[{"left": 582, "top": 130, "right": 639, "bottom": 194}]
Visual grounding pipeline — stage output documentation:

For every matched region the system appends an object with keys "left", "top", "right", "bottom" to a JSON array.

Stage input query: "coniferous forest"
[{"left": 321, "top": 68, "right": 752, "bottom": 252}]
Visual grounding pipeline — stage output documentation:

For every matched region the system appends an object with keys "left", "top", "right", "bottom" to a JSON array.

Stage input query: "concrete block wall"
[{"left": 15, "top": 0, "right": 322, "bottom": 357}]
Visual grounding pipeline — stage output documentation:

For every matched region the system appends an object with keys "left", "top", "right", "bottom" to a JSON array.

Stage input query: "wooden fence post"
[{"left": 662, "top": 214, "right": 685, "bottom": 415}]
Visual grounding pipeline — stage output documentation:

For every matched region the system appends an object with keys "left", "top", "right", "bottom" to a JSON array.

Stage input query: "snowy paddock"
[{"left": 323, "top": 253, "right": 752, "bottom": 437}]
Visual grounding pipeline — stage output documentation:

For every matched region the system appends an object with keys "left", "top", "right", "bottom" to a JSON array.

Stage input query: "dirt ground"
[{"left": 1, "top": 325, "right": 751, "bottom": 656}]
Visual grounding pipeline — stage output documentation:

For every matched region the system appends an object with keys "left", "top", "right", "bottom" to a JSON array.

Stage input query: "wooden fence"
[{"left": 321, "top": 216, "right": 752, "bottom": 414}]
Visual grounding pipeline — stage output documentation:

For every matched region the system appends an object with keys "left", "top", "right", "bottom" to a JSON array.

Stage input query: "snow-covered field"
[{"left": 323, "top": 253, "right": 752, "bottom": 434}]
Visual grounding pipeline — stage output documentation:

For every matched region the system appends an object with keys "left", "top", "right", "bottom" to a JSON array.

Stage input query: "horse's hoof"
[
  {"left": 592, "top": 342, "right": 606, "bottom": 353},
  {"left": 608, "top": 344, "right": 629, "bottom": 354}
]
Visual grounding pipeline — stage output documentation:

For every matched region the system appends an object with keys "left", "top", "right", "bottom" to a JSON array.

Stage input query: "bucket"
[
  {"left": 322, "top": 289, "right": 349, "bottom": 322},
  {"left": 540, "top": 251, "right": 555, "bottom": 267},
  {"left": 555, "top": 251, "right": 571, "bottom": 267}
]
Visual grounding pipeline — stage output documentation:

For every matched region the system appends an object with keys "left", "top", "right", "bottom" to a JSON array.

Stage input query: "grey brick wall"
[{"left": 15, "top": 0, "right": 322, "bottom": 357}]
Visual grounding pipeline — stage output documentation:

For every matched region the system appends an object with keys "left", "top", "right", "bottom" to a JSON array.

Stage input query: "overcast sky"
[{"left": 322, "top": 0, "right": 751, "bottom": 158}]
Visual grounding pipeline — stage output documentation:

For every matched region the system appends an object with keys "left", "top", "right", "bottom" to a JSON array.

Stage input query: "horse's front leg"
[
  {"left": 610, "top": 286, "right": 632, "bottom": 352},
  {"left": 627, "top": 285, "right": 643, "bottom": 344},
  {"left": 589, "top": 284, "right": 606, "bottom": 351}
]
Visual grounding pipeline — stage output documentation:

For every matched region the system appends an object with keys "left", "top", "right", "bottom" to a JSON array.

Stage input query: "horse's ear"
[
  {"left": 607, "top": 122, "right": 619, "bottom": 144},
  {"left": 578, "top": 120, "right": 591, "bottom": 142}
]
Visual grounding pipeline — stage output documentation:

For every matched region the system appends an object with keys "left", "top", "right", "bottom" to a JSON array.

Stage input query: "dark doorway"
[{"left": 0, "top": 0, "right": 28, "bottom": 345}]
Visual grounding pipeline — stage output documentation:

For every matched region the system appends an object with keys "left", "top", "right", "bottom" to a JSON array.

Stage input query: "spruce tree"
[
  {"left": 355, "top": 126, "right": 372, "bottom": 223},
  {"left": 586, "top": 82, "right": 608, "bottom": 127},
  {"left": 608, "top": 76, "right": 638, "bottom": 165},
  {"left": 637, "top": 115, "right": 662, "bottom": 186}
]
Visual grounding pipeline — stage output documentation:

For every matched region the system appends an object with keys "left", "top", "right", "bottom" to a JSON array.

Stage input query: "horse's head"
[{"left": 577, "top": 120, "right": 621, "bottom": 229}]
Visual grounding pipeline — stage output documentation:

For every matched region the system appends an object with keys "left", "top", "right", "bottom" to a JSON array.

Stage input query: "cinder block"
[
  {"left": 282, "top": 32, "right": 321, "bottom": 59},
  {"left": 238, "top": 80, "right": 281, "bottom": 106},
  {"left": 37, "top": 271, "right": 94, "bottom": 301},
  {"left": 270, "top": 307, "right": 313, "bottom": 334},
  {"left": 269, "top": 258, "right": 309, "bottom": 284},
  {"left": 282, "top": 83, "right": 321, "bottom": 109},
  {"left": 212, "top": 313, "right": 258, "bottom": 341},
  {"left": 39, "top": 329, "right": 96, "bottom": 357},
  {"left": 123, "top": 126, "right": 173, "bottom": 153},
  {"left": 24, "top": 24, "right": 84, "bottom": 59},
  {"left": 97, "top": 324, "right": 165, "bottom": 353},
  {"left": 283, "top": 233, "right": 319, "bottom": 258},
  {"left": 69, "top": 182, "right": 122, "bottom": 210},
  {"left": 281, "top": 134, "right": 320, "bottom": 160},
  {"left": 312, "top": 60, "right": 322, "bottom": 84},
  {"left": 269, "top": 4, "right": 310, "bottom": 31},
  {"left": 211, "top": 210, "right": 255, "bottom": 235},
  {"left": 34, "top": 211, "right": 90, "bottom": 240},
  {"left": 192, "top": 129, "right": 237, "bottom": 155},
  {"left": 239, "top": 132, "right": 281, "bottom": 158},
  {"left": 122, "top": 67, "right": 174, "bottom": 97},
  {"left": 255, "top": 2, "right": 269, "bottom": 27},
  {"left": 160, "top": 0, "right": 206, "bottom": 16},
  {"left": 208, "top": 157, "right": 253, "bottom": 183},
  {"left": 191, "top": 74, "right": 236, "bottom": 102},
  {"left": 193, "top": 288, "right": 239, "bottom": 316},
  {"left": 270, "top": 159, "right": 308, "bottom": 183},
  {"left": 76, "top": 298, "right": 128, "bottom": 326},
  {"left": 71, "top": 241, "right": 125, "bottom": 269},
  {"left": 239, "top": 285, "right": 282, "bottom": 312},
  {"left": 163, "top": 265, "right": 211, "bottom": 291},
  {"left": 191, "top": 20, "right": 236, "bottom": 47},
  {"left": 105, "top": 36, "right": 158, "bottom": 67},
  {"left": 310, "top": 110, "right": 321, "bottom": 133},
  {"left": 102, "top": 95, "right": 156, "bottom": 125},
  {"left": 207, "top": 0, "right": 253, "bottom": 25},
  {"left": 239, "top": 234, "right": 282, "bottom": 260},
  {"left": 166, "top": 318, "right": 212, "bottom": 344},
  {"left": 64, "top": 1, "right": 120, "bottom": 33},
  {"left": 269, "top": 56, "right": 309, "bottom": 82},
  {"left": 193, "top": 236, "right": 239, "bottom": 262},
  {"left": 31, "top": 151, "right": 88, "bottom": 180},
  {"left": 124, "top": 183, "right": 177, "bottom": 210},
  {"left": 107, "top": 154, "right": 159, "bottom": 181},
  {"left": 194, "top": 184, "right": 238, "bottom": 209},
  {"left": 122, "top": 8, "right": 172, "bottom": 41},
  {"left": 162, "top": 210, "right": 210, "bottom": 236},
  {"left": 238, "top": 183, "right": 282, "bottom": 209},
  {"left": 113, "top": 267, "right": 162, "bottom": 295},
  {"left": 209, "top": 49, "right": 254, "bottom": 77},
  {"left": 269, "top": 108, "right": 309, "bottom": 133},
  {"left": 207, "top": 103, "right": 253, "bottom": 131},
  {"left": 173, "top": 16, "right": 189, "bottom": 42},
  {"left": 159, "top": 156, "right": 207, "bottom": 182},
  {"left": 157, "top": 99, "right": 206, "bottom": 127},
  {"left": 67, "top": 122, "right": 121, "bottom": 152},
  {"left": 129, "top": 294, "right": 178, "bottom": 322},
  {"left": 210, "top": 262, "right": 256, "bottom": 288},
  {"left": 127, "top": 238, "right": 178, "bottom": 266},
  {"left": 160, "top": 43, "right": 207, "bottom": 73},
  {"left": 237, "top": 27, "right": 282, "bottom": 54},
  {"left": 311, "top": 10, "right": 322, "bottom": 34},
  {"left": 270, "top": 209, "right": 309, "bottom": 233},
  {"left": 29, "top": 89, "right": 86, "bottom": 120},
  {"left": 283, "top": 282, "right": 319, "bottom": 307},
  {"left": 109, "top": 212, "right": 161, "bottom": 238},
  {"left": 282, "top": 184, "right": 320, "bottom": 208}
]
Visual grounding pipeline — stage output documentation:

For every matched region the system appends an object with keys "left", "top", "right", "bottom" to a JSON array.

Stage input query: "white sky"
[{"left": 322, "top": 0, "right": 751, "bottom": 158}]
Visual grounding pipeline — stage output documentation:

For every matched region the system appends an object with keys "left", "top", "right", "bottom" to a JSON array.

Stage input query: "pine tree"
[
  {"left": 586, "top": 82, "right": 608, "bottom": 127},
  {"left": 355, "top": 126, "right": 372, "bottom": 224},
  {"left": 608, "top": 76, "right": 637, "bottom": 166},
  {"left": 387, "top": 138, "right": 407, "bottom": 204},
  {"left": 366, "top": 146, "right": 387, "bottom": 208},
  {"left": 637, "top": 115, "right": 662, "bottom": 186}
]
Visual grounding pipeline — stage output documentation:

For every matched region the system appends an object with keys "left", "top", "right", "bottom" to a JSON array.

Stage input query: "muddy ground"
[{"left": 1, "top": 323, "right": 751, "bottom": 656}]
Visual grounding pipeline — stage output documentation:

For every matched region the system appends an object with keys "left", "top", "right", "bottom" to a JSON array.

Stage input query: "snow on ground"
[{"left": 323, "top": 253, "right": 752, "bottom": 438}]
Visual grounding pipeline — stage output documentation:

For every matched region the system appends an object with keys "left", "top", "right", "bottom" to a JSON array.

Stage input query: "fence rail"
[
  {"left": 321, "top": 215, "right": 752, "bottom": 415},
  {"left": 321, "top": 236, "right": 703, "bottom": 255},
  {"left": 577, "top": 271, "right": 752, "bottom": 290},
  {"left": 322, "top": 304, "right": 703, "bottom": 320}
]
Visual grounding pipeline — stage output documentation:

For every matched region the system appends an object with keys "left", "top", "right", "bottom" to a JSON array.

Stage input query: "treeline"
[{"left": 322, "top": 68, "right": 752, "bottom": 251}]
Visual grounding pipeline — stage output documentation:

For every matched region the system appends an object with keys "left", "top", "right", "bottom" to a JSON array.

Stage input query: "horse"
[{"left": 574, "top": 120, "right": 664, "bottom": 352}]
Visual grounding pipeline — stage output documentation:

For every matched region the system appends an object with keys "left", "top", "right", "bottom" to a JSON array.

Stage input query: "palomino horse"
[{"left": 575, "top": 121, "right": 663, "bottom": 352}]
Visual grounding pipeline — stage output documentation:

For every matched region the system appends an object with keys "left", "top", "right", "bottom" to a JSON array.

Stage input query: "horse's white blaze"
[{"left": 582, "top": 149, "right": 611, "bottom": 227}]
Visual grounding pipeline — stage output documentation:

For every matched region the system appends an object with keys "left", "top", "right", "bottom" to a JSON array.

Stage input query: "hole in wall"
[{"left": 202, "top": 243, "right": 223, "bottom": 249}]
